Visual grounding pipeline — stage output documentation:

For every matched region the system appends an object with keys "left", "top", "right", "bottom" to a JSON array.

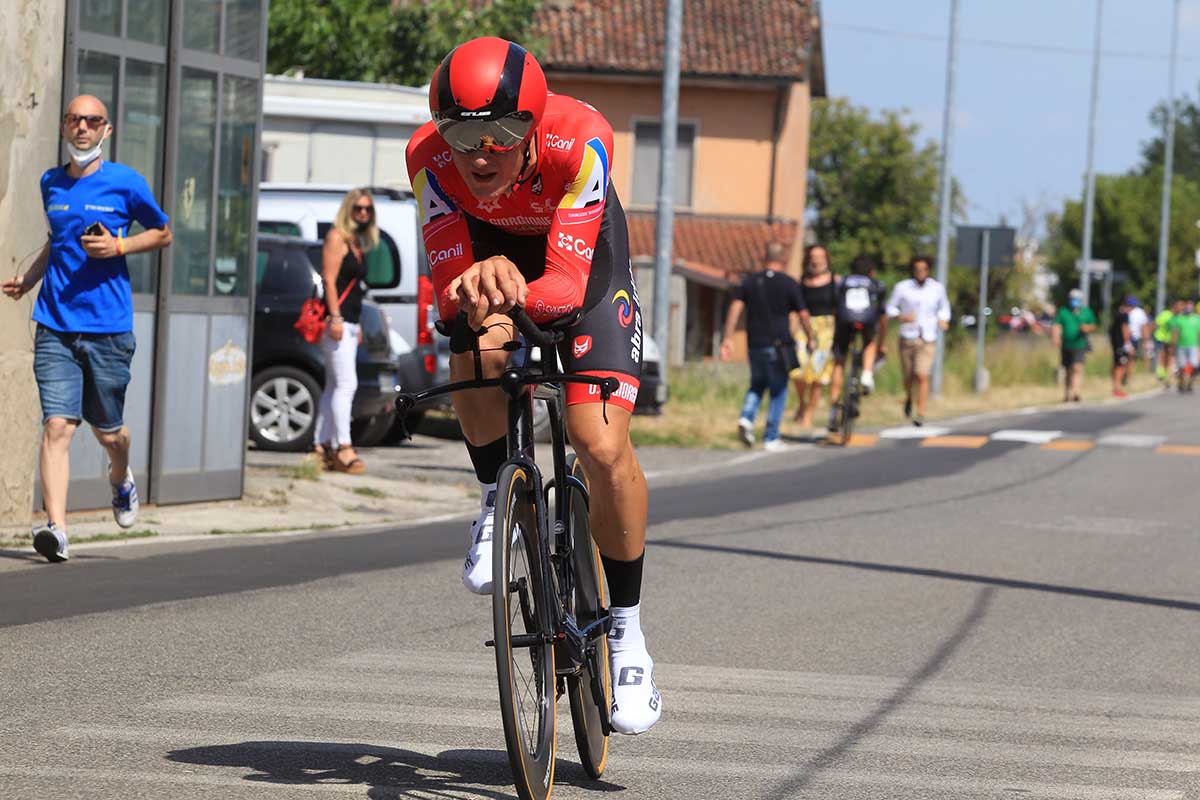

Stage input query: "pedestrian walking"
[
  {"left": 1153, "top": 300, "right": 1182, "bottom": 383},
  {"left": 720, "top": 242, "right": 811, "bottom": 451},
  {"left": 1051, "top": 288, "right": 1097, "bottom": 403},
  {"left": 1, "top": 94, "right": 172, "bottom": 563},
  {"left": 1124, "top": 296, "right": 1150, "bottom": 379},
  {"left": 885, "top": 256, "right": 951, "bottom": 426},
  {"left": 791, "top": 244, "right": 838, "bottom": 435},
  {"left": 1168, "top": 300, "right": 1200, "bottom": 393},
  {"left": 1109, "top": 298, "right": 1133, "bottom": 398},
  {"left": 314, "top": 188, "right": 374, "bottom": 474}
]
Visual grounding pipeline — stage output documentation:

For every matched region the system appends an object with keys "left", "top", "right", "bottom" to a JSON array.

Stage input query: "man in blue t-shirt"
[{"left": 2, "top": 94, "right": 172, "bottom": 563}]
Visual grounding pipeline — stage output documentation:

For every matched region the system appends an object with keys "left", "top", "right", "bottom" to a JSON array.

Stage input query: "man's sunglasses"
[{"left": 63, "top": 114, "right": 108, "bottom": 129}]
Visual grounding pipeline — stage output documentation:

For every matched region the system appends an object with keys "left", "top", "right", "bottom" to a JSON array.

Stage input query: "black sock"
[
  {"left": 465, "top": 436, "right": 507, "bottom": 484},
  {"left": 602, "top": 551, "right": 644, "bottom": 608}
]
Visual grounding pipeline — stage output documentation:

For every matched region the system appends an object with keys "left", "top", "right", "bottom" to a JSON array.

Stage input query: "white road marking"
[
  {"left": 879, "top": 425, "right": 951, "bottom": 439},
  {"left": 1096, "top": 433, "right": 1169, "bottom": 448},
  {"left": 990, "top": 429, "right": 1065, "bottom": 444}
]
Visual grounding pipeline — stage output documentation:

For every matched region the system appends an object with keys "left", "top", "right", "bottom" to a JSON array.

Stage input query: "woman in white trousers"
[{"left": 315, "top": 188, "right": 376, "bottom": 474}]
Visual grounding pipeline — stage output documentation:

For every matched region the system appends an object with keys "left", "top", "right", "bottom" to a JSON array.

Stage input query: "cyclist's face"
[{"left": 451, "top": 146, "right": 524, "bottom": 199}]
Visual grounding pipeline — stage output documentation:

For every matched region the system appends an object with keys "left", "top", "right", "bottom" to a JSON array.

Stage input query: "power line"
[{"left": 826, "top": 21, "right": 1200, "bottom": 62}]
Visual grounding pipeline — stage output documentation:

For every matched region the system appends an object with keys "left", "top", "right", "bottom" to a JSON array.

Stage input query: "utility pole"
[
  {"left": 1080, "top": 0, "right": 1104, "bottom": 304},
  {"left": 1156, "top": 0, "right": 1181, "bottom": 315},
  {"left": 652, "top": 0, "right": 683, "bottom": 381},
  {"left": 931, "top": 0, "right": 960, "bottom": 396}
]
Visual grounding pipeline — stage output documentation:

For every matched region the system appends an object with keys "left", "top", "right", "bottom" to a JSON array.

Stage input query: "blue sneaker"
[
  {"left": 32, "top": 522, "right": 69, "bottom": 563},
  {"left": 111, "top": 466, "right": 139, "bottom": 528}
]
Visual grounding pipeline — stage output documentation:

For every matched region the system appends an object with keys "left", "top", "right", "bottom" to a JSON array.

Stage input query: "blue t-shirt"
[{"left": 36, "top": 161, "right": 169, "bottom": 334}]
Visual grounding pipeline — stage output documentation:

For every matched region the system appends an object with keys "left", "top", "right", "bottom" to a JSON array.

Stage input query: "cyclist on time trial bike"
[
  {"left": 827, "top": 255, "right": 888, "bottom": 433},
  {"left": 404, "top": 37, "right": 661, "bottom": 735}
]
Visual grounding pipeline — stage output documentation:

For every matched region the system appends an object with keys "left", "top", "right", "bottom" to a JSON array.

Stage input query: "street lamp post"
[
  {"left": 1079, "top": 0, "right": 1104, "bottom": 305},
  {"left": 931, "top": 0, "right": 960, "bottom": 397},
  {"left": 1156, "top": 0, "right": 1182, "bottom": 316}
]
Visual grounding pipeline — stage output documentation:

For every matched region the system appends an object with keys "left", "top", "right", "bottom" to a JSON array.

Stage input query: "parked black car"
[{"left": 250, "top": 234, "right": 401, "bottom": 451}]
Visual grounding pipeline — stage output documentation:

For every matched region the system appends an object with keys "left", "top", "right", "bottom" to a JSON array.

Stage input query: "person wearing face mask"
[
  {"left": 885, "top": 256, "right": 951, "bottom": 426},
  {"left": 1051, "top": 288, "right": 1097, "bottom": 403},
  {"left": 313, "top": 188, "right": 374, "bottom": 474},
  {"left": 1, "top": 94, "right": 172, "bottom": 563}
]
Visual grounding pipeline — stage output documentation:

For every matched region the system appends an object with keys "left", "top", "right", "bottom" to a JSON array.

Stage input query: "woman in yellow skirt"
[{"left": 792, "top": 245, "right": 838, "bottom": 431}]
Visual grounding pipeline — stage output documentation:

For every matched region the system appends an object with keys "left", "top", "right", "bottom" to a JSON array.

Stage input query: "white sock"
[
  {"left": 609, "top": 603, "right": 646, "bottom": 654},
  {"left": 477, "top": 481, "right": 497, "bottom": 519}
]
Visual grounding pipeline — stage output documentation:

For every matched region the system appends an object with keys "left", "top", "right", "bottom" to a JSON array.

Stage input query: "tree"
[
  {"left": 806, "top": 98, "right": 952, "bottom": 271},
  {"left": 1043, "top": 169, "right": 1200, "bottom": 308},
  {"left": 268, "top": 0, "right": 542, "bottom": 86},
  {"left": 1141, "top": 91, "right": 1200, "bottom": 187}
]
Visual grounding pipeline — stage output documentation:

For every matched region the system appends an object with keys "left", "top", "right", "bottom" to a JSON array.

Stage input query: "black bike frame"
[{"left": 396, "top": 309, "right": 617, "bottom": 671}]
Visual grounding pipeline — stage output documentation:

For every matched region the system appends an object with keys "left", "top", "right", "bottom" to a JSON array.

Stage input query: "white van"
[{"left": 256, "top": 184, "right": 442, "bottom": 398}]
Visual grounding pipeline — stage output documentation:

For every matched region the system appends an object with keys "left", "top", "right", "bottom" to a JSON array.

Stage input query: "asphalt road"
[{"left": 3, "top": 391, "right": 1199, "bottom": 799}]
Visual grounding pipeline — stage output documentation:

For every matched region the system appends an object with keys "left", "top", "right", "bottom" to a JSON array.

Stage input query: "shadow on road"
[
  {"left": 762, "top": 587, "right": 995, "bottom": 798},
  {"left": 651, "top": 539, "right": 1200, "bottom": 613},
  {"left": 166, "top": 740, "right": 624, "bottom": 799}
]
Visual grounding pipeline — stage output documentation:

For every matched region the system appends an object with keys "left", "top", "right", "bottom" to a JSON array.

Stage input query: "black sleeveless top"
[
  {"left": 332, "top": 241, "right": 368, "bottom": 324},
  {"left": 801, "top": 276, "right": 838, "bottom": 317}
]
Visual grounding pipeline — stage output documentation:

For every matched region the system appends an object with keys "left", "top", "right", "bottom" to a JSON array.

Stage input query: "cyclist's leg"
[
  {"left": 827, "top": 322, "right": 851, "bottom": 429},
  {"left": 453, "top": 216, "right": 543, "bottom": 593},
  {"left": 859, "top": 324, "right": 878, "bottom": 392},
  {"left": 561, "top": 188, "right": 660, "bottom": 735}
]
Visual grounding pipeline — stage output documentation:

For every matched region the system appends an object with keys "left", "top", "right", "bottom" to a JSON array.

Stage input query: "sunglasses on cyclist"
[
  {"left": 63, "top": 113, "right": 108, "bottom": 130},
  {"left": 433, "top": 111, "right": 534, "bottom": 154}
]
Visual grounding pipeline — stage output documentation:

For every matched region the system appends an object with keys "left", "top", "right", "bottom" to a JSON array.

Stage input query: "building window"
[{"left": 632, "top": 121, "right": 695, "bottom": 208}]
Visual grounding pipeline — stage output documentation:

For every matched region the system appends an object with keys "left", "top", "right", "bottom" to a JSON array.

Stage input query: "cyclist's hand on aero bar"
[{"left": 449, "top": 256, "right": 529, "bottom": 330}]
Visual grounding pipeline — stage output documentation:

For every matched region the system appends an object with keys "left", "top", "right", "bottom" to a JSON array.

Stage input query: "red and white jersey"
[{"left": 405, "top": 93, "right": 614, "bottom": 323}]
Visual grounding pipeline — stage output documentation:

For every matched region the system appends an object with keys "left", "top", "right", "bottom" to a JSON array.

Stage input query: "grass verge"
[
  {"left": 629, "top": 336, "right": 1161, "bottom": 449},
  {"left": 207, "top": 523, "right": 337, "bottom": 536},
  {"left": 0, "top": 529, "right": 159, "bottom": 549}
]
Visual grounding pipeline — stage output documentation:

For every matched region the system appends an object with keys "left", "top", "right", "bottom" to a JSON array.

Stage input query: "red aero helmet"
[{"left": 429, "top": 37, "right": 548, "bottom": 154}]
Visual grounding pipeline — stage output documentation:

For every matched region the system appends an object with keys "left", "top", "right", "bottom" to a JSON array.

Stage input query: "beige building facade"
[{"left": 0, "top": 3, "right": 68, "bottom": 534}]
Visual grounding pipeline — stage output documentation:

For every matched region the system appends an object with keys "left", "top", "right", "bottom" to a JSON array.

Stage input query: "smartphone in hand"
[{"left": 83, "top": 222, "right": 103, "bottom": 237}]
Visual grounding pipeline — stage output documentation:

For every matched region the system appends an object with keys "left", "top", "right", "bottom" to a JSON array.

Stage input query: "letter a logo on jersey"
[
  {"left": 413, "top": 168, "right": 457, "bottom": 233},
  {"left": 558, "top": 138, "right": 609, "bottom": 225}
]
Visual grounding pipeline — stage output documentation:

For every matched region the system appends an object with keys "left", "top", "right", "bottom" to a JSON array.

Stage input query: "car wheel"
[
  {"left": 351, "top": 412, "right": 394, "bottom": 448},
  {"left": 250, "top": 366, "right": 320, "bottom": 452}
]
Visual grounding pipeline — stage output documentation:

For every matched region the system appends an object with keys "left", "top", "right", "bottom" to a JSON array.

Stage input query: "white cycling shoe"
[
  {"left": 860, "top": 370, "right": 875, "bottom": 394},
  {"left": 608, "top": 606, "right": 662, "bottom": 735},
  {"left": 463, "top": 492, "right": 497, "bottom": 595}
]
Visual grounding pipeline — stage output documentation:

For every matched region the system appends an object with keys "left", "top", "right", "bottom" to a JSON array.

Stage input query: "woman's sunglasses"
[
  {"left": 63, "top": 113, "right": 108, "bottom": 129},
  {"left": 352, "top": 204, "right": 374, "bottom": 215}
]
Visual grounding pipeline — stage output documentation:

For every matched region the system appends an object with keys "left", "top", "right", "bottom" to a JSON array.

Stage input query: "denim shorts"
[{"left": 34, "top": 325, "right": 136, "bottom": 431}]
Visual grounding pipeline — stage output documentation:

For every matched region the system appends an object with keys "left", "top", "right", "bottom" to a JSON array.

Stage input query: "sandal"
[
  {"left": 333, "top": 445, "right": 366, "bottom": 475},
  {"left": 313, "top": 443, "right": 336, "bottom": 471}
]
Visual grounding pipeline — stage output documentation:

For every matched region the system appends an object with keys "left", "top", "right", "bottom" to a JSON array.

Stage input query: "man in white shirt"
[
  {"left": 885, "top": 256, "right": 951, "bottom": 426},
  {"left": 1124, "top": 296, "right": 1150, "bottom": 376}
]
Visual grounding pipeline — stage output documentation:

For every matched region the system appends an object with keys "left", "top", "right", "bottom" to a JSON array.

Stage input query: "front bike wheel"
[
  {"left": 564, "top": 454, "right": 611, "bottom": 779},
  {"left": 841, "top": 357, "right": 861, "bottom": 446},
  {"left": 492, "top": 463, "right": 556, "bottom": 800}
]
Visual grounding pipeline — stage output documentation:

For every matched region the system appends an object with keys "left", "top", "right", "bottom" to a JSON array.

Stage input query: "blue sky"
[{"left": 823, "top": 0, "right": 1200, "bottom": 229}]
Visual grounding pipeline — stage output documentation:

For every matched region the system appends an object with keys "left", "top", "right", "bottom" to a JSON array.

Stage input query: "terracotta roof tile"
[
  {"left": 531, "top": 0, "right": 816, "bottom": 81},
  {"left": 627, "top": 211, "right": 799, "bottom": 284}
]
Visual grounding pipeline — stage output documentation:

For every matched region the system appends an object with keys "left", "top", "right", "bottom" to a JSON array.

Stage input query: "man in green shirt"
[
  {"left": 1152, "top": 300, "right": 1180, "bottom": 382},
  {"left": 1052, "top": 288, "right": 1097, "bottom": 403},
  {"left": 1168, "top": 300, "right": 1200, "bottom": 393}
]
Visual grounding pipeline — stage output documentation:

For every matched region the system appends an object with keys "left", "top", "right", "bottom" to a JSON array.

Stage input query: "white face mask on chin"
[{"left": 66, "top": 140, "right": 103, "bottom": 168}]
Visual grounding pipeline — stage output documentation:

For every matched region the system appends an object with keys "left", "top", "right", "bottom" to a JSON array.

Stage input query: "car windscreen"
[{"left": 257, "top": 244, "right": 319, "bottom": 297}]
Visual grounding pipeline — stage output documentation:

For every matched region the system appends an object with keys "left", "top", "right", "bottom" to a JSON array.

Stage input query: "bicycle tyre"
[
  {"left": 841, "top": 354, "right": 860, "bottom": 446},
  {"left": 564, "top": 454, "right": 611, "bottom": 779},
  {"left": 492, "top": 462, "right": 556, "bottom": 800}
]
